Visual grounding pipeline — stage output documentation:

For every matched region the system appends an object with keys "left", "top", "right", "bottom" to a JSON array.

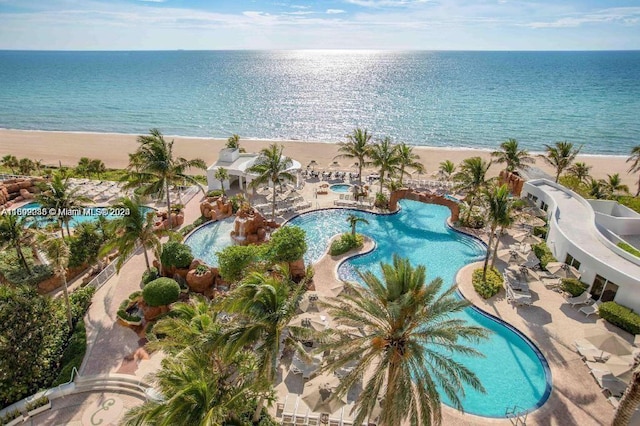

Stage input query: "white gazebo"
[{"left": 206, "top": 148, "right": 302, "bottom": 192}]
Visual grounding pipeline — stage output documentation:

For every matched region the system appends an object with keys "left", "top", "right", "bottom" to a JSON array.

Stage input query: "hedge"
[
  {"left": 618, "top": 242, "right": 640, "bottom": 258},
  {"left": 599, "top": 302, "right": 640, "bottom": 335},
  {"left": 4, "top": 264, "right": 54, "bottom": 287},
  {"left": 472, "top": 268, "right": 503, "bottom": 299},
  {"left": 561, "top": 278, "right": 588, "bottom": 297},
  {"left": 532, "top": 242, "right": 556, "bottom": 270},
  {"left": 329, "top": 233, "right": 363, "bottom": 256},
  {"left": 160, "top": 241, "right": 194, "bottom": 270},
  {"left": 143, "top": 278, "right": 181, "bottom": 307}
]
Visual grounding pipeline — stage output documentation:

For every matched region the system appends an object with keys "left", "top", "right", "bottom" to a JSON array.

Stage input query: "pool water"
[
  {"left": 14, "top": 202, "right": 146, "bottom": 227},
  {"left": 287, "top": 200, "right": 551, "bottom": 417},
  {"left": 329, "top": 184, "right": 352, "bottom": 193},
  {"left": 184, "top": 217, "right": 236, "bottom": 267}
]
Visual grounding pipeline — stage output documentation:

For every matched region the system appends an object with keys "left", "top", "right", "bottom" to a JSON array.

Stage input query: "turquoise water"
[
  {"left": 14, "top": 201, "right": 140, "bottom": 227},
  {"left": 184, "top": 217, "right": 236, "bottom": 267},
  {"left": 0, "top": 50, "right": 639, "bottom": 155},
  {"left": 287, "top": 200, "right": 550, "bottom": 417},
  {"left": 330, "top": 184, "right": 352, "bottom": 193}
]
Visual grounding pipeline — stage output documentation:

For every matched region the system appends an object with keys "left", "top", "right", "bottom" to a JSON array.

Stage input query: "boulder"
[{"left": 186, "top": 268, "right": 215, "bottom": 293}]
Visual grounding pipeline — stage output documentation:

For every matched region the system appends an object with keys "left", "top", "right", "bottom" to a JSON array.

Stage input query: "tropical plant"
[
  {"left": 0, "top": 215, "right": 33, "bottom": 274},
  {"left": 627, "top": 145, "right": 640, "bottom": 196},
  {"left": 36, "top": 230, "right": 73, "bottom": 328},
  {"left": 213, "top": 167, "right": 229, "bottom": 195},
  {"left": 226, "top": 133, "right": 240, "bottom": 150},
  {"left": 318, "top": 255, "right": 489, "bottom": 426},
  {"left": 142, "top": 277, "right": 181, "bottom": 307},
  {"left": 101, "top": 197, "right": 162, "bottom": 272},
  {"left": 539, "top": 141, "right": 581, "bottom": 183},
  {"left": 453, "top": 157, "right": 492, "bottom": 223},
  {"left": 438, "top": 160, "right": 456, "bottom": 180},
  {"left": 567, "top": 162, "right": 592, "bottom": 184},
  {"left": 347, "top": 213, "right": 368, "bottom": 237},
  {"left": 603, "top": 173, "right": 629, "bottom": 197},
  {"left": 68, "top": 221, "right": 108, "bottom": 268},
  {"left": 36, "top": 173, "right": 92, "bottom": 237},
  {"left": 396, "top": 142, "right": 424, "bottom": 185},
  {"left": 247, "top": 144, "right": 295, "bottom": 220},
  {"left": 491, "top": 138, "right": 534, "bottom": 172},
  {"left": 160, "top": 241, "right": 194, "bottom": 270},
  {"left": 335, "top": 128, "right": 372, "bottom": 186},
  {"left": 88, "top": 159, "right": 106, "bottom": 177},
  {"left": 588, "top": 178, "right": 607, "bottom": 200},
  {"left": 265, "top": 226, "right": 307, "bottom": 264},
  {"left": 124, "top": 129, "right": 206, "bottom": 228},
  {"left": 369, "top": 137, "right": 400, "bottom": 194},
  {"left": 76, "top": 157, "right": 92, "bottom": 177},
  {"left": 17, "top": 158, "right": 35, "bottom": 175},
  {"left": 482, "top": 184, "right": 512, "bottom": 280},
  {"left": 1, "top": 154, "right": 18, "bottom": 173}
]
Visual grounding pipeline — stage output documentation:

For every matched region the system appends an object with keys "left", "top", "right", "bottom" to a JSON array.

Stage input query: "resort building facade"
[{"left": 522, "top": 179, "right": 640, "bottom": 312}]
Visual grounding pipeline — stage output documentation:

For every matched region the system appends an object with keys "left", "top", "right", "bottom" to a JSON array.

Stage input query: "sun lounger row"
[
  {"left": 280, "top": 395, "right": 363, "bottom": 426},
  {"left": 565, "top": 293, "right": 601, "bottom": 317}
]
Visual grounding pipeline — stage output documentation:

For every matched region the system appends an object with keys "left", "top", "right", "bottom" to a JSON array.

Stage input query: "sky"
[{"left": 0, "top": 0, "right": 639, "bottom": 50}]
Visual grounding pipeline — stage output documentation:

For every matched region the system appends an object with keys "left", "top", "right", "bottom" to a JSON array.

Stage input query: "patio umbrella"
[
  {"left": 308, "top": 160, "right": 318, "bottom": 170},
  {"left": 546, "top": 262, "right": 581, "bottom": 279},
  {"left": 294, "top": 314, "right": 329, "bottom": 332},
  {"left": 584, "top": 329, "right": 633, "bottom": 356},
  {"left": 603, "top": 355, "right": 635, "bottom": 383},
  {"left": 327, "top": 282, "right": 345, "bottom": 297},
  {"left": 328, "top": 161, "right": 342, "bottom": 170},
  {"left": 334, "top": 324, "right": 365, "bottom": 338},
  {"left": 518, "top": 214, "right": 546, "bottom": 228},
  {"left": 513, "top": 232, "right": 543, "bottom": 245},
  {"left": 297, "top": 296, "right": 322, "bottom": 314},
  {"left": 302, "top": 374, "right": 346, "bottom": 414},
  {"left": 498, "top": 249, "right": 536, "bottom": 264}
]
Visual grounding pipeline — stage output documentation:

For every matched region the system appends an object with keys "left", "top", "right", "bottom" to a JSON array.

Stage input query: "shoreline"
[{"left": 0, "top": 128, "right": 635, "bottom": 187}]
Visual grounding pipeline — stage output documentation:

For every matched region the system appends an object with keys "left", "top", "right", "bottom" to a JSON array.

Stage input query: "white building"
[
  {"left": 206, "top": 148, "right": 301, "bottom": 192},
  {"left": 522, "top": 179, "right": 640, "bottom": 312}
]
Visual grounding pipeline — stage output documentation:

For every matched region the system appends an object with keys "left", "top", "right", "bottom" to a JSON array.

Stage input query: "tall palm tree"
[
  {"left": 438, "top": 160, "right": 456, "bottom": 180},
  {"left": 319, "top": 255, "right": 489, "bottom": 426},
  {"left": 76, "top": 157, "right": 92, "bottom": 177},
  {"left": 482, "top": 184, "right": 512, "bottom": 280},
  {"left": 220, "top": 267, "right": 311, "bottom": 422},
  {"left": 613, "top": 366, "right": 640, "bottom": 426},
  {"left": 346, "top": 214, "right": 369, "bottom": 237},
  {"left": 603, "top": 173, "right": 629, "bottom": 197},
  {"left": 214, "top": 167, "right": 229, "bottom": 195},
  {"left": 335, "top": 128, "right": 372, "bottom": 186},
  {"left": 539, "top": 141, "right": 581, "bottom": 183},
  {"left": 101, "top": 197, "right": 163, "bottom": 272},
  {"left": 124, "top": 129, "right": 206, "bottom": 228},
  {"left": 491, "top": 138, "right": 534, "bottom": 173},
  {"left": 396, "top": 142, "right": 424, "bottom": 185},
  {"left": 453, "top": 157, "right": 492, "bottom": 223},
  {"left": 247, "top": 144, "right": 295, "bottom": 220},
  {"left": 627, "top": 146, "right": 640, "bottom": 196},
  {"left": 0, "top": 215, "right": 33, "bottom": 274},
  {"left": 1, "top": 155, "right": 18, "bottom": 173},
  {"left": 36, "top": 231, "right": 72, "bottom": 329},
  {"left": 88, "top": 159, "right": 106, "bottom": 178},
  {"left": 369, "top": 137, "right": 401, "bottom": 194},
  {"left": 36, "top": 173, "right": 92, "bottom": 238},
  {"left": 567, "top": 161, "right": 592, "bottom": 184}
]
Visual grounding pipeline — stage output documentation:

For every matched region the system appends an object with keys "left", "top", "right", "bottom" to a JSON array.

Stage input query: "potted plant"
[
  {"left": 26, "top": 395, "right": 51, "bottom": 417},
  {"left": 186, "top": 264, "right": 214, "bottom": 294},
  {"left": 116, "top": 292, "right": 144, "bottom": 326}
]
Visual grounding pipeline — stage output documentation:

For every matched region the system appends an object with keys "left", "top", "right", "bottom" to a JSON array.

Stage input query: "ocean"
[{"left": 0, "top": 50, "right": 638, "bottom": 155}]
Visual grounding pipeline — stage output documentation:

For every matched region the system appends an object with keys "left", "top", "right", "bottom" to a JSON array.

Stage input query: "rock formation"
[
  {"left": 200, "top": 196, "right": 233, "bottom": 221},
  {"left": 230, "top": 206, "right": 279, "bottom": 245},
  {"left": 0, "top": 177, "right": 45, "bottom": 209}
]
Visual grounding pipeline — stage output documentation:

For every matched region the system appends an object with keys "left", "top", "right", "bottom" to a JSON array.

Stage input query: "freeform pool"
[
  {"left": 287, "top": 200, "right": 551, "bottom": 417},
  {"left": 329, "top": 184, "right": 352, "bottom": 193},
  {"left": 184, "top": 217, "right": 236, "bottom": 267}
]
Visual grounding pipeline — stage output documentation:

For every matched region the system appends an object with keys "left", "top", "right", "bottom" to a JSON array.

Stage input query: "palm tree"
[
  {"left": 335, "top": 128, "right": 372, "bottom": 186},
  {"left": 588, "top": 178, "right": 607, "bottom": 200},
  {"left": 17, "top": 158, "right": 35, "bottom": 176},
  {"left": 88, "top": 159, "right": 106, "bottom": 178},
  {"left": 36, "top": 231, "right": 72, "bottom": 328},
  {"left": 603, "top": 173, "right": 629, "bottom": 197},
  {"left": 214, "top": 167, "right": 229, "bottom": 195},
  {"left": 369, "top": 137, "right": 400, "bottom": 194},
  {"left": 220, "top": 267, "right": 311, "bottom": 422},
  {"left": 453, "top": 157, "right": 492, "bottom": 223},
  {"left": 438, "top": 160, "right": 456, "bottom": 180},
  {"left": 247, "top": 144, "right": 295, "bottom": 220},
  {"left": 101, "top": 197, "right": 163, "bottom": 272},
  {"left": 396, "top": 142, "right": 424, "bottom": 185},
  {"left": 36, "top": 173, "right": 92, "bottom": 237},
  {"left": 226, "top": 134, "right": 240, "bottom": 150},
  {"left": 346, "top": 214, "right": 369, "bottom": 237},
  {"left": 613, "top": 366, "right": 640, "bottom": 426},
  {"left": 539, "top": 141, "right": 581, "bottom": 183},
  {"left": 491, "top": 138, "right": 535, "bottom": 173},
  {"left": 319, "top": 255, "right": 489, "bottom": 426},
  {"left": 482, "top": 184, "right": 512, "bottom": 280},
  {"left": 0, "top": 215, "right": 33, "bottom": 274},
  {"left": 1, "top": 155, "right": 18, "bottom": 173},
  {"left": 76, "top": 157, "right": 92, "bottom": 177},
  {"left": 567, "top": 161, "right": 592, "bottom": 184},
  {"left": 124, "top": 129, "right": 206, "bottom": 228},
  {"left": 627, "top": 146, "right": 640, "bottom": 196}
]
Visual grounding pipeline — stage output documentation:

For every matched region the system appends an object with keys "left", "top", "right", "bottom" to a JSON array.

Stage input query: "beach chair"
[
  {"left": 567, "top": 292, "right": 591, "bottom": 307},
  {"left": 282, "top": 395, "right": 298, "bottom": 424},
  {"left": 580, "top": 301, "right": 602, "bottom": 317}
]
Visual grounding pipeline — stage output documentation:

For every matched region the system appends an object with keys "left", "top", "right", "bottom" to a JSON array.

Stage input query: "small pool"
[
  {"left": 184, "top": 217, "right": 236, "bottom": 267},
  {"left": 12, "top": 202, "right": 150, "bottom": 227},
  {"left": 329, "top": 184, "right": 352, "bottom": 193},
  {"left": 287, "top": 200, "right": 551, "bottom": 417}
]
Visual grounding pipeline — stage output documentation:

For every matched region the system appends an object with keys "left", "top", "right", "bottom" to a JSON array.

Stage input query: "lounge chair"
[
  {"left": 567, "top": 292, "right": 592, "bottom": 307},
  {"left": 580, "top": 301, "right": 602, "bottom": 317}
]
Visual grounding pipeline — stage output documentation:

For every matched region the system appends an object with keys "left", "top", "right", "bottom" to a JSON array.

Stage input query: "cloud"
[
  {"left": 138, "top": 0, "right": 166, "bottom": 2},
  {"left": 525, "top": 7, "right": 640, "bottom": 28},
  {"left": 326, "top": 9, "right": 346, "bottom": 14},
  {"left": 344, "top": 0, "right": 428, "bottom": 8}
]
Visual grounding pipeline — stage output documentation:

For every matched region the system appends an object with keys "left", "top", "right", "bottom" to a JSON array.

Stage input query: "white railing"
[{"left": 86, "top": 245, "right": 141, "bottom": 291}]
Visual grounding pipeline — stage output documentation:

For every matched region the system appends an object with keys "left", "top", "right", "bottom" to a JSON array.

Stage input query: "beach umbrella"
[
  {"left": 584, "top": 329, "right": 633, "bottom": 356},
  {"left": 351, "top": 162, "right": 359, "bottom": 170},
  {"left": 546, "top": 262, "right": 581, "bottom": 279},
  {"left": 302, "top": 374, "right": 346, "bottom": 414},
  {"left": 293, "top": 314, "right": 329, "bottom": 332},
  {"left": 603, "top": 355, "right": 635, "bottom": 383},
  {"left": 308, "top": 160, "right": 318, "bottom": 170},
  {"left": 498, "top": 249, "right": 536, "bottom": 264},
  {"left": 328, "top": 161, "right": 342, "bottom": 170},
  {"left": 513, "top": 232, "right": 543, "bottom": 246},
  {"left": 326, "top": 281, "right": 345, "bottom": 297},
  {"left": 297, "top": 296, "right": 322, "bottom": 314}
]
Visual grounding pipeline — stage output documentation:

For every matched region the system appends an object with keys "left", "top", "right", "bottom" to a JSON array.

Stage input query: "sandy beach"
[{"left": 0, "top": 129, "right": 635, "bottom": 187}]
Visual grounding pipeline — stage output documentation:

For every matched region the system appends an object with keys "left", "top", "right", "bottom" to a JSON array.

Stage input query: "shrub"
[
  {"left": 618, "top": 242, "right": 640, "bottom": 258},
  {"left": 374, "top": 192, "right": 388, "bottom": 208},
  {"left": 180, "top": 216, "right": 208, "bottom": 236},
  {"left": 532, "top": 242, "right": 556, "bottom": 269},
  {"left": 266, "top": 226, "right": 307, "bottom": 263},
  {"left": 511, "top": 199, "right": 527, "bottom": 211},
  {"left": 616, "top": 196, "right": 640, "bottom": 214},
  {"left": 1, "top": 410, "right": 21, "bottom": 423},
  {"left": 143, "top": 278, "right": 181, "bottom": 307},
  {"left": 206, "top": 189, "right": 224, "bottom": 198},
  {"left": 142, "top": 267, "right": 160, "bottom": 286},
  {"left": 472, "top": 268, "right": 503, "bottom": 299},
  {"left": 217, "top": 245, "right": 263, "bottom": 283},
  {"left": 69, "top": 286, "right": 96, "bottom": 322},
  {"left": 561, "top": 278, "right": 588, "bottom": 297},
  {"left": 160, "top": 241, "right": 194, "bottom": 270},
  {"left": 51, "top": 320, "right": 86, "bottom": 386},
  {"left": 599, "top": 302, "right": 640, "bottom": 335},
  {"left": 25, "top": 395, "right": 50, "bottom": 411},
  {"left": 4, "top": 264, "right": 53, "bottom": 287},
  {"left": 533, "top": 226, "right": 548, "bottom": 239},
  {"left": 329, "top": 233, "right": 363, "bottom": 256},
  {"left": 194, "top": 264, "right": 209, "bottom": 276}
]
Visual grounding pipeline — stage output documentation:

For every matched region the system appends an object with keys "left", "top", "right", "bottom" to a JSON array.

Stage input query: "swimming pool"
[
  {"left": 13, "top": 202, "right": 150, "bottom": 227},
  {"left": 329, "top": 184, "right": 352, "bottom": 193},
  {"left": 287, "top": 200, "right": 551, "bottom": 417},
  {"left": 184, "top": 217, "right": 236, "bottom": 267}
]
